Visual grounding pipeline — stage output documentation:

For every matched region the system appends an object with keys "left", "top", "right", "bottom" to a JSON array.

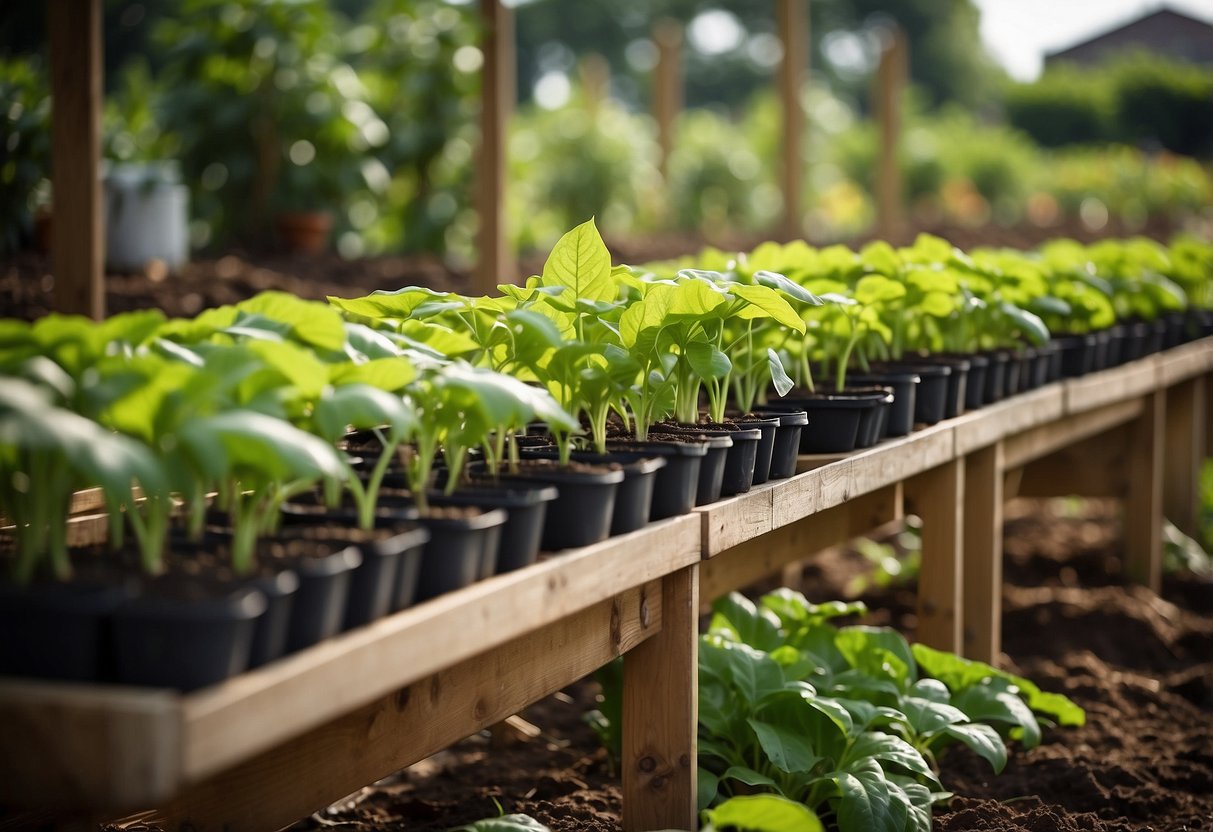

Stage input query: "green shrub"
[
  {"left": 1111, "top": 54, "right": 1213, "bottom": 158},
  {"left": 1003, "top": 67, "right": 1115, "bottom": 148},
  {"left": 0, "top": 57, "right": 51, "bottom": 255}
]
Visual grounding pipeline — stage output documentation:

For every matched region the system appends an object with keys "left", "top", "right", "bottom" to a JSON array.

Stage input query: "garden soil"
[{"left": 277, "top": 498, "right": 1213, "bottom": 832}]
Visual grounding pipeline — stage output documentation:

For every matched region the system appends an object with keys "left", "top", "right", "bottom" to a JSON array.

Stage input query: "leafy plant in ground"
[{"left": 696, "top": 590, "right": 1084, "bottom": 831}]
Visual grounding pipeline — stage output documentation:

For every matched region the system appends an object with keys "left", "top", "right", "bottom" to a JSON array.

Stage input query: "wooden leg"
[
  {"left": 962, "top": 444, "right": 1003, "bottom": 664},
  {"left": 906, "top": 459, "right": 964, "bottom": 653},
  {"left": 623, "top": 565, "right": 698, "bottom": 832},
  {"left": 1164, "top": 377, "right": 1206, "bottom": 538},
  {"left": 1125, "top": 392, "right": 1164, "bottom": 590}
]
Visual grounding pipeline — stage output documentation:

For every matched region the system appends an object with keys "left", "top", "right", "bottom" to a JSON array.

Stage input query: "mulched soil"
[{"left": 282, "top": 498, "right": 1213, "bottom": 831}]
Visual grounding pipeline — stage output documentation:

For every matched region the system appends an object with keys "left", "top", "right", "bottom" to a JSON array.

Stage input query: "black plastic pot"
[
  {"left": 847, "top": 370, "right": 919, "bottom": 437},
  {"left": 505, "top": 463, "right": 624, "bottom": 550},
  {"left": 414, "top": 508, "right": 507, "bottom": 600},
  {"left": 431, "top": 483, "right": 556, "bottom": 574},
  {"left": 517, "top": 450, "right": 665, "bottom": 536},
  {"left": 691, "top": 427, "right": 761, "bottom": 497},
  {"left": 962, "top": 354, "right": 989, "bottom": 411},
  {"left": 1144, "top": 319, "right": 1167, "bottom": 356},
  {"left": 913, "top": 356, "right": 969, "bottom": 419},
  {"left": 112, "top": 581, "right": 267, "bottom": 690},
  {"left": 686, "top": 434, "right": 734, "bottom": 505},
  {"left": 982, "top": 350, "right": 1009, "bottom": 404},
  {"left": 0, "top": 578, "right": 135, "bottom": 682},
  {"left": 880, "top": 362, "right": 950, "bottom": 425},
  {"left": 1106, "top": 324, "right": 1127, "bottom": 367},
  {"left": 775, "top": 391, "right": 883, "bottom": 454},
  {"left": 284, "top": 546, "right": 363, "bottom": 652},
  {"left": 1056, "top": 334, "right": 1096, "bottom": 379},
  {"left": 607, "top": 440, "right": 707, "bottom": 520},
  {"left": 728, "top": 415, "right": 781, "bottom": 485},
  {"left": 861, "top": 389, "right": 895, "bottom": 446},
  {"left": 1004, "top": 350, "right": 1026, "bottom": 397},
  {"left": 1027, "top": 346, "right": 1050, "bottom": 390},
  {"left": 1091, "top": 329, "right": 1112, "bottom": 371},
  {"left": 1163, "top": 311, "right": 1186, "bottom": 349},
  {"left": 1121, "top": 322, "right": 1149, "bottom": 363},
  {"left": 759, "top": 409, "right": 808, "bottom": 479},
  {"left": 246, "top": 570, "right": 299, "bottom": 668}
]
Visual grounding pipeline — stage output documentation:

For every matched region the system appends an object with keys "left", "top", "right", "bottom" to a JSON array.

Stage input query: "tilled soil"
[{"left": 284, "top": 498, "right": 1213, "bottom": 831}]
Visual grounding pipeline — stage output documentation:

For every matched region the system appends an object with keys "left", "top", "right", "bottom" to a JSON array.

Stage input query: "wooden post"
[
  {"left": 475, "top": 0, "right": 514, "bottom": 292},
  {"left": 48, "top": 0, "right": 104, "bottom": 319},
  {"left": 962, "top": 444, "right": 1004, "bottom": 664},
  {"left": 1125, "top": 391, "right": 1165, "bottom": 590},
  {"left": 623, "top": 565, "right": 698, "bottom": 832},
  {"left": 776, "top": 0, "right": 807, "bottom": 241},
  {"left": 579, "top": 53, "right": 610, "bottom": 117},
  {"left": 874, "top": 26, "right": 906, "bottom": 241},
  {"left": 652, "top": 20, "right": 682, "bottom": 186},
  {"left": 905, "top": 459, "right": 964, "bottom": 653},
  {"left": 1164, "top": 377, "right": 1206, "bottom": 538}
]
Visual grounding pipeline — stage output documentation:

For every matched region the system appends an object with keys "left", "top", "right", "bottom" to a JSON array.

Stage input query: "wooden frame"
[{"left": 2, "top": 340, "right": 1211, "bottom": 830}]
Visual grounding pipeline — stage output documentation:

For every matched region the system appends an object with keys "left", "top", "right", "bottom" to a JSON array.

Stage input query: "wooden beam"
[
  {"left": 653, "top": 20, "right": 682, "bottom": 188},
  {"left": 874, "top": 25, "right": 906, "bottom": 241},
  {"left": 623, "top": 566, "right": 698, "bottom": 832},
  {"left": 1163, "top": 376, "right": 1205, "bottom": 537},
  {"left": 1125, "top": 392, "right": 1164, "bottom": 590},
  {"left": 152, "top": 584, "right": 660, "bottom": 831},
  {"left": 1002, "top": 397, "right": 1142, "bottom": 469},
  {"left": 962, "top": 444, "right": 1003, "bottom": 664},
  {"left": 905, "top": 459, "right": 964, "bottom": 652},
  {"left": 48, "top": 0, "right": 104, "bottom": 319},
  {"left": 1015, "top": 426, "right": 1132, "bottom": 499},
  {"left": 474, "top": 0, "right": 514, "bottom": 292},
  {"left": 579, "top": 53, "right": 610, "bottom": 117},
  {"left": 776, "top": 0, "right": 807, "bottom": 241}
]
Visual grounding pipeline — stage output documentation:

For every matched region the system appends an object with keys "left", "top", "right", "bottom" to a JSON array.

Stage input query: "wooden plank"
[
  {"left": 652, "top": 19, "right": 682, "bottom": 186},
  {"left": 48, "top": 0, "right": 104, "bottom": 319},
  {"left": 181, "top": 515, "right": 700, "bottom": 782},
  {"left": 696, "top": 481, "right": 775, "bottom": 557},
  {"left": 953, "top": 385, "right": 1064, "bottom": 456},
  {"left": 1063, "top": 358, "right": 1158, "bottom": 415},
  {"left": 905, "top": 459, "right": 964, "bottom": 653},
  {"left": 700, "top": 487, "right": 900, "bottom": 602},
  {"left": 0, "top": 682, "right": 180, "bottom": 810},
  {"left": 1015, "top": 427, "right": 1131, "bottom": 499},
  {"left": 1125, "top": 392, "right": 1164, "bottom": 590},
  {"left": 623, "top": 566, "right": 698, "bottom": 832},
  {"left": 154, "top": 583, "right": 660, "bottom": 831},
  {"left": 1157, "top": 338, "right": 1213, "bottom": 387},
  {"left": 848, "top": 423, "right": 954, "bottom": 500},
  {"left": 1003, "top": 397, "right": 1142, "bottom": 469},
  {"left": 776, "top": 0, "right": 807, "bottom": 240},
  {"left": 474, "top": 0, "right": 514, "bottom": 292},
  {"left": 1163, "top": 377, "right": 1205, "bottom": 538},
  {"left": 774, "top": 457, "right": 852, "bottom": 529},
  {"left": 962, "top": 444, "right": 1003, "bottom": 664},
  {"left": 874, "top": 26, "right": 906, "bottom": 241}
]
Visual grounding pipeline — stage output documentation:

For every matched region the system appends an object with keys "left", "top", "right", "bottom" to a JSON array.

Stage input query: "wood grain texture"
[
  {"left": 1125, "top": 392, "right": 1164, "bottom": 590},
  {"left": 1015, "top": 427, "right": 1132, "bottom": 499},
  {"left": 0, "top": 682, "right": 180, "bottom": 810},
  {"left": 652, "top": 19, "right": 682, "bottom": 184},
  {"left": 953, "top": 386, "right": 1065, "bottom": 456},
  {"left": 1003, "top": 398, "right": 1142, "bottom": 469},
  {"left": 154, "top": 584, "right": 660, "bottom": 832},
  {"left": 906, "top": 459, "right": 964, "bottom": 653},
  {"left": 696, "top": 481, "right": 775, "bottom": 557},
  {"left": 1163, "top": 377, "right": 1205, "bottom": 538},
  {"left": 48, "top": 0, "right": 104, "bottom": 319},
  {"left": 474, "top": 0, "right": 513, "bottom": 290},
  {"left": 182, "top": 515, "right": 700, "bottom": 781},
  {"left": 962, "top": 444, "right": 1003, "bottom": 664},
  {"left": 1063, "top": 358, "right": 1158, "bottom": 415},
  {"left": 1157, "top": 339, "right": 1213, "bottom": 387},
  {"left": 623, "top": 566, "right": 698, "bottom": 831},
  {"left": 776, "top": 0, "right": 807, "bottom": 240},
  {"left": 874, "top": 26, "right": 906, "bottom": 240}
]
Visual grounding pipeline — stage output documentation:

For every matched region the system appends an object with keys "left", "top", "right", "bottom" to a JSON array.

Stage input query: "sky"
[{"left": 972, "top": 0, "right": 1213, "bottom": 80}]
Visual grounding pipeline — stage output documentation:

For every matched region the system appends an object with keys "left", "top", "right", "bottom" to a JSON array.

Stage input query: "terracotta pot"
[{"left": 274, "top": 211, "right": 333, "bottom": 254}]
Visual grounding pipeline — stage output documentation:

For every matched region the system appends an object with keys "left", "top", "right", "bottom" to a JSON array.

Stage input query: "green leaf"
[
  {"left": 998, "top": 302, "right": 1050, "bottom": 346},
  {"left": 703, "top": 794, "right": 824, "bottom": 832},
  {"left": 952, "top": 682, "right": 1042, "bottom": 749},
  {"left": 236, "top": 291, "right": 346, "bottom": 351},
  {"left": 768, "top": 349, "right": 794, "bottom": 397},
  {"left": 711, "top": 593, "right": 783, "bottom": 652},
  {"left": 940, "top": 723, "right": 1007, "bottom": 774},
  {"left": 835, "top": 627, "right": 917, "bottom": 686},
  {"left": 698, "top": 767, "right": 721, "bottom": 813},
  {"left": 686, "top": 340, "right": 731, "bottom": 380},
  {"left": 729, "top": 284, "right": 807, "bottom": 333},
  {"left": 753, "top": 270, "right": 823, "bottom": 306},
  {"left": 312, "top": 384, "right": 415, "bottom": 443},
  {"left": 541, "top": 218, "right": 616, "bottom": 303},
  {"left": 720, "top": 765, "right": 780, "bottom": 790},
  {"left": 842, "top": 732, "right": 940, "bottom": 789},
  {"left": 833, "top": 758, "right": 905, "bottom": 832},
  {"left": 900, "top": 696, "right": 968, "bottom": 736}
]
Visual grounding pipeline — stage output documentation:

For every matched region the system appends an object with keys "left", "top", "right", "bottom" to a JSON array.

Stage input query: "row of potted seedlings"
[{"left": 2, "top": 223, "right": 1210, "bottom": 691}]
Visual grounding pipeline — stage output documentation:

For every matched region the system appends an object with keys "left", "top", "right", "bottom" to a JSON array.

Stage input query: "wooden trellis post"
[
  {"left": 579, "top": 53, "right": 610, "bottom": 117},
  {"left": 475, "top": 0, "right": 515, "bottom": 292},
  {"left": 776, "top": 0, "right": 808, "bottom": 242},
  {"left": 48, "top": 0, "right": 105, "bottom": 319},
  {"left": 874, "top": 26, "right": 907, "bottom": 242},
  {"left": 652, "top": 19, "right": 682, "bottom": 187}
]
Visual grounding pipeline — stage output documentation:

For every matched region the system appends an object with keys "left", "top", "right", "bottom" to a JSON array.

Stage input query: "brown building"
[{"left": 1045, "top": 6, "right": 1213, "bottom": 68}]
